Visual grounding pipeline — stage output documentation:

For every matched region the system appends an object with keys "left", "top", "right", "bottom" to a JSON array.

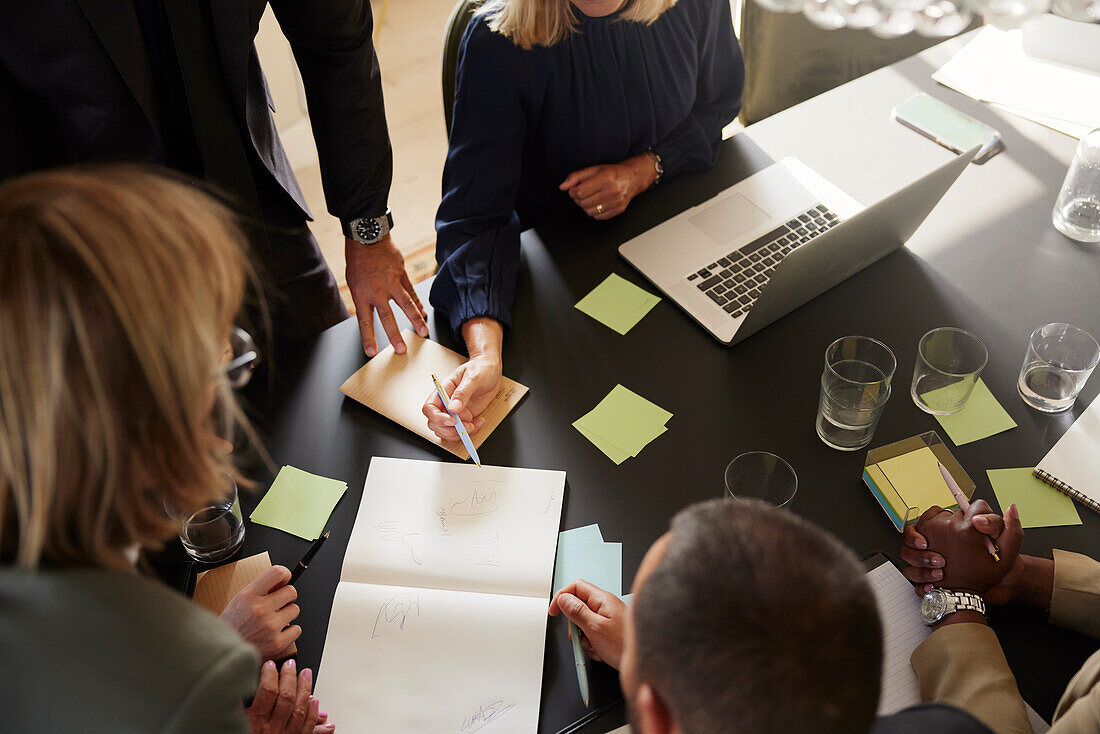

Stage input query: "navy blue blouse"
[{"left": 431, "top": 0, "right": 745, "bottom": 338}]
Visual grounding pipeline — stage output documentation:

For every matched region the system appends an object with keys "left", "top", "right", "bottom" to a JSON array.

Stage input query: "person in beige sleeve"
[{"left": 899, "top": 498, "right": 1100, "bottom": 734}]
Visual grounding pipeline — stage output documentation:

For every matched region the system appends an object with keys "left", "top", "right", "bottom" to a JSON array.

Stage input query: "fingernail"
[
  {"left": 974, "top": 516, "right": 989, "bottom": 526},
  {"left": 366, "top": 348, "right": 376, "bottom": 357},
  {"left": 917, "top": 538, "right": 927, "bottom": 549},
  {"left": 932, "top": 570, "right": 943, "bottom": 580},
  {"left": 419, "top": 327, "right": 429, "bottom": 337},
  {"left": 265, "top": 660, "right": 276, "bottom": 670},
  {"left": 450, "top": 400, "right": 463, "bottom": 412},
  {"left": 303, "top": 668, "right": 312, "bottom": 682},
  {"left": 395, "top": 344, "right": 406, "bottom": 354},
  {"left": 930, "top": 557, "right": 944, "bottom": 567}
]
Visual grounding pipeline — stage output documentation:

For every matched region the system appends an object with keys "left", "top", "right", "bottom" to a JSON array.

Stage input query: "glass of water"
[
  {"left": 1053, "top": 127, "right": 1100, "bottom": 244},
  {"left": 816, "top": 336, "right": 896, "bottom": 451},
  {"left": 1017, "top": 323, "right": 1100, "bottom": 413},
  {"left": 724, "top": 452, "right": 797, "bottom": 508},
  {"left": 178, "top": 477, "right": 246, "bottom": 562},
  {"left": 910, "top": 327, "right": 987, "bottom": 415}
]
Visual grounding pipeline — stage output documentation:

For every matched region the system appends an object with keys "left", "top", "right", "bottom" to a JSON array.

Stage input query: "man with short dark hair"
[{"left": 550, "top": 498, "right": 992, "bottom": 734}]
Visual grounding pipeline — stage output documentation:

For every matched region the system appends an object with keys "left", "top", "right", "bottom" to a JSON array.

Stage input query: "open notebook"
[
  {"left": 1035, "top": 397, "right": 1100, "bottom": 516},
  {"left": 314, "top": 457, "right": 565, "bottom": 733}
]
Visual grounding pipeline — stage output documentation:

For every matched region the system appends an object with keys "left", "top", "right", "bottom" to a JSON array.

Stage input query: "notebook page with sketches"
[
  {"left": 339, "top": 331, "right": 528, "bottom": 461},
  {"left": 315, "top": 457, "right": 565, "bottom": 734},
  {"left": 1036, "top": 398, "right": 1100, "bottom": 504}
]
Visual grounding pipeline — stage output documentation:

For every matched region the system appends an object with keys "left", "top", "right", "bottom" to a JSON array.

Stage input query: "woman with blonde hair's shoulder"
[
  {"left": 0, "top": 167, "right": 332, "bottom": 734},
  {"left": 425, "top": 0, "right": 744, "bottom": 443}
]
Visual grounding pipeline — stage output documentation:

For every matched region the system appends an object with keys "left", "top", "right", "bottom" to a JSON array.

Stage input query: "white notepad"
[
  {"left": 1036, "top": 397, "right": 1100, "bottom": 508},
  {"left": 315, "top": 457, "right": 566, "bottom": 733}
]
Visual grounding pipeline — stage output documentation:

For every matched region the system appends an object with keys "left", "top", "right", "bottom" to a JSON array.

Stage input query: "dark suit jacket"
[
  {"left": 0, "top": 0, "right": 391, "bottom": 223},
  {"left": 874, "top": 703, "right": 995, "bottom": 734}
]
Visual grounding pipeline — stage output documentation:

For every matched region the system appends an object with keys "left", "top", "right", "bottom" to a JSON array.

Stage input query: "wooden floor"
[{"left": 295, "top": 0, "right": 457, "bottom": 302}]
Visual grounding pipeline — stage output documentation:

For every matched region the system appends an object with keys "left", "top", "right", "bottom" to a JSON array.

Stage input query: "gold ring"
[{"left": 596, "top": 204, "right": 604, "bottom": 215}]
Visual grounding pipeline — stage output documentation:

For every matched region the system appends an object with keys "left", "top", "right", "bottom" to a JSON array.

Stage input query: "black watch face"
[{"left": 355, "top": 218, "right": 382, "bottom": 242}]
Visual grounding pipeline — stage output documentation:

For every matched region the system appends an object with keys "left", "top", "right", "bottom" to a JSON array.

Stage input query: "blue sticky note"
[
  {"left": 621, "top": 593, "right": 634, "bottom": 605},
  {"left": 558, "top": 524, "right": 604, "bottom": 545},
  {"left": 553, "top": 541, "right": 622, "bottom": 596}
]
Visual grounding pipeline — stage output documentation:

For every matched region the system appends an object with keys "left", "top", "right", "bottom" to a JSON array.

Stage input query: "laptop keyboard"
[{"left": 686, "top": 204, "right": 840, "bottom": 319}]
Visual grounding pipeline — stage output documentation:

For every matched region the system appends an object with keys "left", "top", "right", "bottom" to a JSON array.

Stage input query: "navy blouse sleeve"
[
  {"left": 652, "top": 0, "right": 744, "bottom": 179},
  {"left": 430, "top": 21, "right": 526, "bottom": 340}
]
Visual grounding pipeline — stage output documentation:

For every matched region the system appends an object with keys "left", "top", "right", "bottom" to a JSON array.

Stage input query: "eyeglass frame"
[{"left": 222, "top": 327, "right": 259, "bottom": 388}]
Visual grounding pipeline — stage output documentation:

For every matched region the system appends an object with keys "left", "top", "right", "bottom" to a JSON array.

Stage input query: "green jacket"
[{"left": 0, "top": 567, "right": 258, "bottom": 733}]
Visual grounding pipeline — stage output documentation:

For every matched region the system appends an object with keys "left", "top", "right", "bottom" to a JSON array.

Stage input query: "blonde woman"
[
  {"left": 426, "top": 0, "right": 743, "bottom": 441},
  {"left": 0, "top": 168, "right": 333, "bottom": 734}
]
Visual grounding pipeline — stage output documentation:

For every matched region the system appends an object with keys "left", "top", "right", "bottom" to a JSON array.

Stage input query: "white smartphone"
[{"left": 893, "top": 93, "right": 1003, "bottom": 164}]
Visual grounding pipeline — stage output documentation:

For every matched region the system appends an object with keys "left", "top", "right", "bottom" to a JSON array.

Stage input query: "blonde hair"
[
  {"left": 478, "top": 0, "right": 678, "bottom": 49},
  {"left": 0, "top": 166, "right": 252, "bottom": 569}
]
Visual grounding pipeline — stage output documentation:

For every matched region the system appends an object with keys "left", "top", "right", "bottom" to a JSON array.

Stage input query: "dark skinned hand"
[{"left": 908, "top": 499, "right": 1024, "bottom": 595}]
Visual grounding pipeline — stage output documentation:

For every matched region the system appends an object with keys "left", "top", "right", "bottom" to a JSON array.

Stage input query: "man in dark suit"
[{"left": 0, "top": 0, "right": 428, "bottom": 356}]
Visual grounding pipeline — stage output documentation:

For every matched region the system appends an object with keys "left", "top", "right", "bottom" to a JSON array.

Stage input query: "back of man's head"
[{"left": 633, "top": 498, "right": 882, "bottom": 734}]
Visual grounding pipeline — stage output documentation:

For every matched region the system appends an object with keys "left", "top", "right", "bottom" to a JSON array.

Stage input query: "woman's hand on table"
[
  {"left": 548, "top": 580, "right": 628, "bottom": 670},
  {"left": 560, "top": 153, "right": 658, "bottom": 221},
  {"left": 423, "top": 318, "right": 503, "bottom": 441},
  {"left": 220, "top": 565, "right": 302, "bottom": 660},
  {"left": 247, "top": 659, "right": 334, "bottom": 734}
]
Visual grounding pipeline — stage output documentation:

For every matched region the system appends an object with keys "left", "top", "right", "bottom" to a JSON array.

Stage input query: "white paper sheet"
[
  {"left": 342, "top": 457, "right": 566, "bottom": 598},
  {"left": 316, "top": 582, "right": 550, "bottom": 733},
  {"left": 869, "top": 561, "right": 932, "bottom": 715},
  {"left": 1037, "top": 397, "right": 1100, "bottom": 505},
  {"left": 932, "top": 27, "right": 1100, "bottom": 139},
  {"left": 315, "top": 458, "right": 566, "bottom": 734}
]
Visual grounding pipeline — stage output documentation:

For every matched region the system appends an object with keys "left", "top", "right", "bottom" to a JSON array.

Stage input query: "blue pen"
[{"left": 431, "top": 373, "right": 482, "bottom": 466}]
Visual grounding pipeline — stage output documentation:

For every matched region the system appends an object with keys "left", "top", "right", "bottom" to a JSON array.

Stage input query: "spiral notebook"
[{"left": 1034, "top": 398, "right": 1100, "bottom": 516}]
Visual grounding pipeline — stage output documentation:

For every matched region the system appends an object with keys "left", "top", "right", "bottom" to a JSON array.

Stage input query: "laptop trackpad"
[{"left": 689, "top": 193, "right": 771, "bottom": 246}]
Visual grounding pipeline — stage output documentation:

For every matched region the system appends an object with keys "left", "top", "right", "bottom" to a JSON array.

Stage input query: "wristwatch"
[
  {"left": 342, "top": 208, "right": 394, "bottom": 245},
  {"left": 920, "top": 588, "right": 986, "bottom": 626},
  {"left": 645, "top": 149, "right": 664, "bottom": 186}
]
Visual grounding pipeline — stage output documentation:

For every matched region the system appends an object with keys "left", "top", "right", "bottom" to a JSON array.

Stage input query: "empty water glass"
[
  {"left": 1017, "top": 323, "right": 1100, "bottom": 412},
  {"left": 724, "top": 452, "right": 798, "bottom": 508},
  {"left": 911, "top": 327, "right": 987, "bottom": 415},
  {"left": 178, "top": 477, "right": 246, "bottom": 562},
  {"left": 816, "top": 336, "right": 896, "bottom": 451},
  {"left": 1053, "top": 128, "right": 1100, "bottom": 244}
]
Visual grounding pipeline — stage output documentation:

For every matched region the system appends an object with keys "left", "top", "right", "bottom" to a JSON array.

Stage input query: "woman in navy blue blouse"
[{"left": 424, "top": 0, "right": 744, "bottom": 440}]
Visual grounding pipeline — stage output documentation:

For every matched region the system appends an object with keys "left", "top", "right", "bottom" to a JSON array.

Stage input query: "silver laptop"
[{"left": 619, "top": 148, "right": 977, "bottom": 345}]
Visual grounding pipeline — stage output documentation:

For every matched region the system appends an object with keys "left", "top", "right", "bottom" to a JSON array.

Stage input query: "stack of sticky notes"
[
  {"left": 553, "top": 524, "right": 623, "bottom": 598},
  {"left": 987, "top": 468, "right": 1082, "bottom": 528},
  {"left": 863, "top": 438, "right": 964, "bottom": 531},
  {"left": 574, "top": 274, "right": 661, "bottom": 335},
  {"left": 573, "top": 385, "right": 672, "bottom": 464},
  {"left": 250, "top": 465, "right": 348, "bottom": 540}
]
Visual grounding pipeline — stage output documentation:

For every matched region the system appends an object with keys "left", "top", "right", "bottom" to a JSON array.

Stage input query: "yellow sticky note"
[{"left": 877, "top": 446, "right": 958, "bottom": 517}]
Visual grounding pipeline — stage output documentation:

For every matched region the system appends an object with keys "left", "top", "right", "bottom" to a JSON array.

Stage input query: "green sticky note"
[
  {"left": 553, "top": 541, "right": 623, "bottom": 596},
  {"left": 988, "top": 468, "right": 1082, "bottom": 528},
  {"left": 575, "top": 274, "right": 660, "bottom": 335},
  {"left": 576, "top": 384, "right": 672, "bottom": 451},
  {"left": 932, "top": 379, "right": 1017, "bottom": 446},
  {"left": 876, "top": 446, "right": 958, "bottom": 518},
  {"left": 250, "top": 465, "right": 348, "bottom": 540}
]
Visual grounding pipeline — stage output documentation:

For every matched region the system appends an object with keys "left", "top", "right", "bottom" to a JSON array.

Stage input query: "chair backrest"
[
  {"left": 738, "top": 4, "right": 977, "bottom": 126},
  {"left": 442, "top": 0, "right": 481, "bottom": 139}
]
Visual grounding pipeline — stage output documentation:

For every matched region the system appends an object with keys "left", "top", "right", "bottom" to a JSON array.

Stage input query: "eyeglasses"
[{"left": 222, "top": 327, "right": 259, "bottom": 388}]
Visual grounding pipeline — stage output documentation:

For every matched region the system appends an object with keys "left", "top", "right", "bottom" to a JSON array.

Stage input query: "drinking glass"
[
  {"left": 910, "top": 327, "right": 987, "bottom": 415},
  {"left": 1017, "top": 323, "right": 1100, "bottom": 412},
  {"left": 724, "top": 452, "right": 798, "bottom": 508},
  {"left": 1052, "top": 127, "right": 1100, "bottom": 243},
  {"left": 178, "top": 477, "right": 246, "bottom": 562},
  {"left": 816, "top": 336, "right": 896, "bottom": 451}
]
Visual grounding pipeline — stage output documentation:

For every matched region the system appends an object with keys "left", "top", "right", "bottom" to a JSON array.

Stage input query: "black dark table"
[{"left": 169, "top": 34, "right": 1100, "bottom": 734}]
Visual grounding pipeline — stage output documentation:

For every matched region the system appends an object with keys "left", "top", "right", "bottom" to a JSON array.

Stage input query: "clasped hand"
[{"left": 901, "top": 500, "right": 1024, "bottom": 599}]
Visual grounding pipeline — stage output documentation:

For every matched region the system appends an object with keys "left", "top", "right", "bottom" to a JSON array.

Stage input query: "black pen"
[{"left": 289, "top": 531, "right": 330, "bottom": 585}]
